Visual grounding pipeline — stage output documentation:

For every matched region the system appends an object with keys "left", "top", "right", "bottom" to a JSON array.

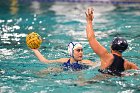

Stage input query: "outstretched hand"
[{"left": 85, "top": 7, "right": 94, "bottom": 22}]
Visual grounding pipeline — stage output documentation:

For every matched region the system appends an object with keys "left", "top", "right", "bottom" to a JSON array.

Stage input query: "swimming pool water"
[{"left": 0, "top": 1, "right": 140, "bottom": 93}]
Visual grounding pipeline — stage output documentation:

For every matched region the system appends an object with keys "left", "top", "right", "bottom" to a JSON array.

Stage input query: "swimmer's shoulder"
[{"left": 124, "top": 60, "right": 139, "bottom": 70}]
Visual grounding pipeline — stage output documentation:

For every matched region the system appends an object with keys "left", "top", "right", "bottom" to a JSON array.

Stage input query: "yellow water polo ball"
[{"left": 26, "top": 32, "right": 42, "bottom": 49}]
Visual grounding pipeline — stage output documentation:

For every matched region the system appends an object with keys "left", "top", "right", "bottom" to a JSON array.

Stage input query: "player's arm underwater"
[
  {"left": 81, "top": 60, "right": 100, "bottom": 67},
  {"left": 124, "top": 60, "right": 139, "bottom": 70},
  {"left": 32, "top": 49, "right": 68, "bottom": 63}
]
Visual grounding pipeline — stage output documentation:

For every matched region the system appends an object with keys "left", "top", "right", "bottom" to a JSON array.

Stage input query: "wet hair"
[
  {"left": 111, "top": 37, "right": 128, "bottom": 53},
  {"left": 68, "top": 42, "right": 82, "bottom": 57}
]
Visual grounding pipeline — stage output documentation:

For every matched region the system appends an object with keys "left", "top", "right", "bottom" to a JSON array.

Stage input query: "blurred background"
[{"left": 0, "top": 0, "right": 140, "bottom": 93}]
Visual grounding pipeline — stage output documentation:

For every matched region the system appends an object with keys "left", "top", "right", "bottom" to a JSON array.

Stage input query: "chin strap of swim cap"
[{"left": 68, "top": 42, "right": 82, "bottom": 57}]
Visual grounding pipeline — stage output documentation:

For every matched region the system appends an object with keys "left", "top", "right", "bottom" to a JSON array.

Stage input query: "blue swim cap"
[
  {"left": 111, "top": 37, "right": 128, "bottom": 53},
  {"left": 68, "top": 42, "right": 82, "bottom": 57}
]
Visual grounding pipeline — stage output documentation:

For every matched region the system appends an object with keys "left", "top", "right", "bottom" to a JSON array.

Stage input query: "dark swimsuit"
[
  {"left": 98, "top": 54, "right": 125, "bottom": 76},
  {"left": 62, "top": 59, "right": 89, "bottom": 71}
]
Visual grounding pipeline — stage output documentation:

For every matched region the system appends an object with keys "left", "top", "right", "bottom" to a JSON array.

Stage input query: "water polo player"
[
  {"left": 85, "top": 8, "right": 139, "bottom": 76},
  {"left": 30, "top": 41, "right": 99, "bottom": 71}
]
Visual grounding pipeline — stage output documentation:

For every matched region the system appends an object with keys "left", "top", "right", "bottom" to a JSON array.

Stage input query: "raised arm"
[
  {"left": 32, "top": 49, "right": 67, "bottom": 63},
  {"left": 85, "top": 8, "right": 110, "bottom": 58}
]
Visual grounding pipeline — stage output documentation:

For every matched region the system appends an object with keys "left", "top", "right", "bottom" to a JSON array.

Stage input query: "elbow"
[
  {"left": 39, "top": 59, "right": 44, "bottom": 62},
  {"left": 39, "top": 59, "right": 48, "bottom": 63}
]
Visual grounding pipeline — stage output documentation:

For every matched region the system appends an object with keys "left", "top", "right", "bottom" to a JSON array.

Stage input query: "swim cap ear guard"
[
  {"left": 111, "top": 37, "right": 128, "bottom": 53},
  {"left": 68, "top": 42, "right": 82, "bottom": 57}
]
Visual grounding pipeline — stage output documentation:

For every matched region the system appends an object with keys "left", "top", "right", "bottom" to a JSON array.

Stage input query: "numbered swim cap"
[
  {"left": 68, "top": 42, "right": 82, "bottom": 57},
  {"left": 111, "top": 37, "right": 128, "bottom": 53}
]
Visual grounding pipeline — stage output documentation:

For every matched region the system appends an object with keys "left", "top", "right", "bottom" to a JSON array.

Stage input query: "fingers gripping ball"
[{"left": 26, "top": 32, "right": 42, "bottom": 49}]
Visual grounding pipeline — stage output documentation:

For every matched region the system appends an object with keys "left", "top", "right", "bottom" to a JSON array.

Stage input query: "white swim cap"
[{"left": 68, "top": 42, "right": 82, "bottom": 57}]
